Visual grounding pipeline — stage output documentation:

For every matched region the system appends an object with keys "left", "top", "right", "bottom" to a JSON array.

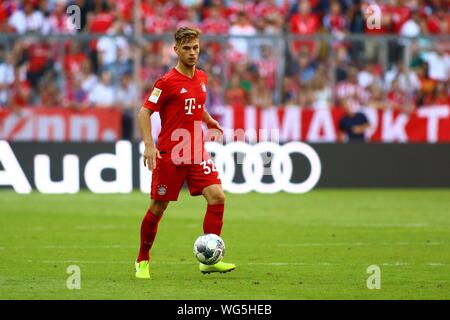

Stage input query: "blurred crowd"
[{"left": 0, "top": 0, "right": 449, "bottom": 128}]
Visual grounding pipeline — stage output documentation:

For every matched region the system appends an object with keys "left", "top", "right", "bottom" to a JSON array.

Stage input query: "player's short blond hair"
[{"left": 174, "top": 27, "right": 201, "bottom": 46}]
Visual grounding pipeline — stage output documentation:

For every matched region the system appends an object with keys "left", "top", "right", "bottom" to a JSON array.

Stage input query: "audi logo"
[{"left": 205, "top": 142, "right": 322, "bottom": 194}]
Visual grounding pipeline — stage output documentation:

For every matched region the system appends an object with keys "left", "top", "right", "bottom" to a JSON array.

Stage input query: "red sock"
[
  {"left": 137, "top": 209, "right": 162, "bottom": 262},
  {"left": 203, "top": 203, "right": 224, "bottom": 236}
]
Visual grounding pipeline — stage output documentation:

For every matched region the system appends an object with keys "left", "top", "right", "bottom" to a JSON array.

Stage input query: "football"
[{"left": 193, "top": 234, "right": 225, "bottom": 265}]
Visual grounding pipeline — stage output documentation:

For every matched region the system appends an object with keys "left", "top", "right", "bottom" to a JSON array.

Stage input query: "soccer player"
[{"left": 135, "top": 27, "right": 236, "bottom": 279}]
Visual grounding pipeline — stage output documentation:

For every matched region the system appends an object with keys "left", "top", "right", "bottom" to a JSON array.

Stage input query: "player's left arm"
[{"left": 202, "top": 110, "right": 223, "bottom": 134}]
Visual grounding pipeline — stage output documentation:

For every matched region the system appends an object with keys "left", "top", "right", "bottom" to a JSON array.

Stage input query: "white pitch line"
[
  {"left": 74, "top": 225, "right": 135, "bottom": 230},
  {"left": 16, "top": 260, "right": 449, "bottom": 267},
  {"left": 277, "top": 242, "right": 447, "bottom": 247}
]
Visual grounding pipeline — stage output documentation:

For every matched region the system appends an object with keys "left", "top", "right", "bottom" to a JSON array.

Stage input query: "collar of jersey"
[{"left": 173, "top": 67, "right": 197, "bottom": 80}]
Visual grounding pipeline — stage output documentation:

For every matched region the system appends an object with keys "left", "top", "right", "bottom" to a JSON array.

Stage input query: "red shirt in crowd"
[
  {"left": 28, "top": 43, "right": 50, "bottom": 73},
  {"left": 389, "top": 5, "right": 411, "bottom": 33},
  {"left": 289, "top": 12, "right": 320, "bottom": 52}
]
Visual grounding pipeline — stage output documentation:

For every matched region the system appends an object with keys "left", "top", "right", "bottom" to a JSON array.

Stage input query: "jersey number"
[{"left": 200, "top": 159, "right": 217, "bottom": 175}]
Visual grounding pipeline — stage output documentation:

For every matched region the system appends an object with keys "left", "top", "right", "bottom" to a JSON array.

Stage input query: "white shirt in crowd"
[
  {"left": 97, "top": 36, "right": 129, "bottom": 66},
  {"left": 0, "top": 62, "right": 14, "bottom": 106},
  {"left": 8, "top": 9, "right": 45, "bottom": 34},
  {"left": 358, "top": 70, "right": 376, "bottom": 88},
  {"left": 88, "top": 83, "right": 115, "bottom": 107},
  {"left": 117, "top": 83, "right": 138, "bottom": 110},
  {"left": 385, "top": 67, "right": 421, "bottom": 92},
  {"left": 400, "top": 19, "right": 421, "bottom": 38},
  {"left": 229, "top": 24, "right": 257, "bottom": 56},
  {"left": 421, "top": 51, "right": 450, "bottom": 82},
  {"left": 81, "top": 74, "right": 98, "bottom": 93}
]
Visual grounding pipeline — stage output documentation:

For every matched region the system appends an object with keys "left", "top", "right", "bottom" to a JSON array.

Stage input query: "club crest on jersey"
[
  {"left": 157, "top": 184, "right": 167, "bottom": 196},
  {"left": 200, "top": 82, "right": 206, "bottom": 92},
  {"left": 148, "top": 88, "right": 162, "bottom": 103}
]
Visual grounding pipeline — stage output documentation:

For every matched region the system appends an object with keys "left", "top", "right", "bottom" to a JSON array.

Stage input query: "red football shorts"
[{"left": 150, "top": 158, "right": 222, "bottom": 201}]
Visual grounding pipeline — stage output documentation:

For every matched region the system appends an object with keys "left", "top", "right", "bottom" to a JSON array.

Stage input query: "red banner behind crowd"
[
  {"left": 1, "top": 105, "right": 449, "bottom": 142},
  {"left": 214, "top": 105, "right": 450, "bottom": 143},
  {"left": 0, "top": 107, "right": 122, "bottom": 141}
]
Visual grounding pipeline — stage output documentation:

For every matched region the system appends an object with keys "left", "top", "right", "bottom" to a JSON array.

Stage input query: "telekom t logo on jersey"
[{"left": 184, "top": 98, "right": 203, "bottom": 115}]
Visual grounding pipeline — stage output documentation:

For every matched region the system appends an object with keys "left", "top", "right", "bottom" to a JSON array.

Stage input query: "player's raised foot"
[
  {"left": 135, "top": 260, "right": 150, "bottom": 279},
  {"left": 199, "top": 261, "right": 236, "bottom": 274}
]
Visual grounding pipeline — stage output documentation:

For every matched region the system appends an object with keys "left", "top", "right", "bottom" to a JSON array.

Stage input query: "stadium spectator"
[
  {"left": 323, "top": 1, "right": 347, "bottom": 36},
  {"left": 333, "top": 45, "right": 352, "bottom": 82},
  {"left": 289, "top": 0, "right": 320, "bottom": 55},
  {"left": 250, "top": 76, "right": 274, "bottom": 108},
  {"left": 205, "top": 74, "right": 225, "bottom": 112},
  {"left": 176, "top": 7, "right": 201, "bottom": 30},
  {"left": 420, "top": 45, "right": 450, "bottom": 82},
  {"left": 254, "top": 44, "right": 277, "bottom": 91},
  {"left": 366, "top": 83, "right": 386, "bottom": 109},
  {"left": 64, "top": 75, "right": 89, "bottom": 110},
  {"left": 10, "top": 67, "right": 32, "bottom": 111},
  {"left": 44, "top": 0, "right": 77, "bottom": 34},
  {"left": 201, "top": 5, "right": 230, "bottom": 34},
  {"left": 79, "top": 59, "right": 98, "bottom": 93},
  {"left": 143, "top": 2, "right": 174, "bottom": 34},
  {"left": 116, "top": 72, "right": 138, "bottom": 139},
  {"left": 64, "top": 41, "right": 88, "bottom": 75},
  {"left": 281, "top": 76, "right": 298, "bottom": 105},
  {"left": 338, "top": 98, "right": 370, "bottom": 143},
  {"left": 164, "top": 0, "right": 188, "bottom": 22},
  {"left": 225, "top": 74, "right": 248, "bottom": 107},
  {"left": 425, "top": 81, "right": 450, "bottom": 106},
  {"left": 310, "top": 70, "right": 332, "bottom": 109},
  {"left": 357, "top": 59, "right": 383, "bottom": 89},
  {"left": 38, "top": 70, "right": 61, "bottom": 107},
  {"left": 385, "top": 60, "right": 421, "bottom": 93},
  {"left": 386, "top": 79, "right": 408, "bottom": 110},
  {"left": 26, "top": 39, "right": 53, "bottom": 90},
  {"left": 400, "top": 9, "right": 426, "bottom": 37},
  {"left": 96, "top": 21, "right": 130, "bottom": 75},
  {"left": 228, "top": 11, "right": 257, "bottom": 61},
  {"left": 335, "top": 67, "right": 369, "bottom": 107},
  {"left": 0, "top": 46, "right": 14, "bottom": 107},
  {"left": 8, "top": 0, "right": 45, "bottom": 34},
  {"left": 388, "top": 0, "right": 412, "bottom": 33},
  {"left": 87, "top": 70, "right": 115, "bottom": 107},
  {"left": 425, "top": 6, "right": 449, "bottom": 35},
  {"left": 297, "top": 83, "right": 314, "bottom": 107},
  {"left": 347, "top": 0, "right": 365, "bottom": 33},
  {"left": 415, "top": 62, "right": 436, "bottom": 107},
  {"left": 141, "top": 54, "right": 167, "bottom": 93},
  {"left": 290, "top": 49, "right": 319, "bottom": 85}
]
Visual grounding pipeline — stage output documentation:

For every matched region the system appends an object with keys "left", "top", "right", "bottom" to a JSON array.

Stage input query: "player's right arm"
[
  {"left": 139, "top": 79, "right": 168, "bottom": 170},
  {"left": 138, "top": 107, "right": 160, "bottom": 170}
]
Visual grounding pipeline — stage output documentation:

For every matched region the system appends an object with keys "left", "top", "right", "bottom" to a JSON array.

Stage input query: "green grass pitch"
[{"left": 1, "top": 189, "right": 449, "bottom": 300}]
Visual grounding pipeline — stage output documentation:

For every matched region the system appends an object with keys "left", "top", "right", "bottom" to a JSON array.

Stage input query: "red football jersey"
[{"left": 143, "top": 67, "right": 208, "bottom": 165}]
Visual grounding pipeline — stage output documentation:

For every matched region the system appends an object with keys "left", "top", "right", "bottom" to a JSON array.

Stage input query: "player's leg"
[
  {"left": 187, "top": 163, "right": 236, "bottom": 273},
  {"left": 135, "top": 158, "right": 188, "bottom": 279},
  {"left": 137, "top": 200, "right": 169, "bottom": 262},
  {"left": 135, "top": 200, "right": 169, "bottom": 279},
  {"left": 202, "top": 184, "right": 225, "bottom": 236}
]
